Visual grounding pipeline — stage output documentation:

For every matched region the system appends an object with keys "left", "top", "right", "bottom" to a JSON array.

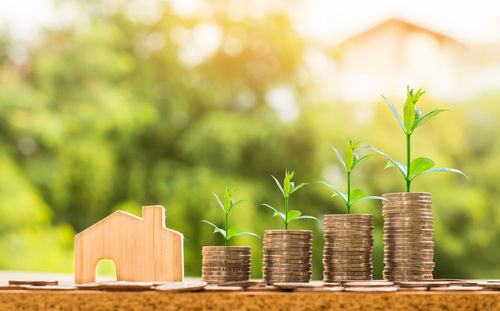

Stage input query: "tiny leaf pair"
[
  {"left": 202, "top": 187, "right": 259, "bottom": 246},
  {"left": 369, "top": 86, "right": 468, "bottom": 192},
  {"left": 262, "top": 170, "right": 317, "bottom": 229},
  {"left": 384, "top": 87, "right": 445, "bottom": 136},
  {"left": 319, "top": 140, "right": 386, "bottom": 214}
]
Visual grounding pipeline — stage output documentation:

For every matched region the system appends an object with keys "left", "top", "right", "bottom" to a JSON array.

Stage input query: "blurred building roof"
[
  {"left": 309, "top": 18, "right": 500, "bottom": 104},
  {"left": 340, "top": 18, "right": 463, "bottom": 47}
]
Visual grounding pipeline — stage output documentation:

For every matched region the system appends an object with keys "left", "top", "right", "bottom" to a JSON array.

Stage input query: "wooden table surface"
[
  {"left": 1, "top": 271, "right": 499, "bottom": 311},
  {"left": 0, "top": 290, "right": 499, "bottom": 311}
]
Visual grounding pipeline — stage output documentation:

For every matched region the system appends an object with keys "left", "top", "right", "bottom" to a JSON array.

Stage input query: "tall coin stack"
[
  {"left": 382, "top": 192, "right": 434, "bottom": 281},
  {"left": 262, "top": 230, "right": 313, "bottom": 284},
  {"left": 323, "top": 214, "right": 374, "bottom": 281},
  {"left": 201, "top": 246, "right": 251, "bottom": 284}
]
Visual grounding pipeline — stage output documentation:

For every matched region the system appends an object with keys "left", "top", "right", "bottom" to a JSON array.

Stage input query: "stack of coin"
[
  {"left": 382, "top": 192, "right": 434, "bottom": 281},
  {"left": 323, "top": 214, "right": 374, "bottom": 281},
  {"left": 201, "top": 246, "right": 251, "bottom": 284},
  {"left": 262, "top": 230, "right": 312, "bottom": 284}
]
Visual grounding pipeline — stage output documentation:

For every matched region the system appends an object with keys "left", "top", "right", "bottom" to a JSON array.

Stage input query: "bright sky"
[{"left": 1, "top": 0, "right": 500, "bottom": 44}]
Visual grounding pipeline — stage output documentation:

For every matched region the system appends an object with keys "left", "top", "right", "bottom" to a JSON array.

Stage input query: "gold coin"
[
  {"left": 202, "top": 250, "right": 252, "bottom": 255},
  {"left": 324, "top": 255, "right": 372, "bottom": 261},
  {"left": 202, "top": 262, "right": 251, "bottom": 268},
  {"left": 383, "top": 230, "right": 433, "bottom": 234},
  {"left": 324, "top": 223, "right": 373, "bottom": 228},
  {"left": 324, "top": 272, "right": 372, "bottom": 277},
  {"left": 324, "top": 246, "right": 371, "bottom": 253},
  {"left": 263, "top": 272, "right": 312, "bottom": 278},
  {"left": 383, "top": 269, "right": 434, "bottom": 275},
  {"left": 323, "top": 262, "right": 372, "bottom": 267},
  {"left": 325, "top": 276, "right": 372, "bottom": 282},
  {"left": 202, "top": 266, "right": 250, "bottom": 271},
  {"left": 263, "top": 235, "right": 312, "bottom": 240},
  {"left": 343, "top": 281, "right": 394, "bottom": 287},
  {"left": 384, "top": 256, "right": 434, "bottom": 261},
  {"left": 263, "top": 252, "right": 312, "bottom": 258},
  {"left": 383, "top": 202, "right": 432, "bottom": 207},
  {"left": 324, "top": 233, "right": 373, "bottom": 238},
  {"left": 9, "top": 280, "right": 59, "bottom": 286},
  {"left": 264, "top": 232, "right": 312, "bottom": 236}
]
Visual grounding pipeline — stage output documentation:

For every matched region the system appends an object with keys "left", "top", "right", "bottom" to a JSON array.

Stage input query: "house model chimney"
[{"left": 142, "top": 205, "right": 165, "bottom": 229}]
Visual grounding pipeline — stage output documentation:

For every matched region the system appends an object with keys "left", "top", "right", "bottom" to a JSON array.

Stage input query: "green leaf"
[
  {"left": 415, "top": 107, "right": 423, "bottom": 119},
  {"left": 271, "top": 175, "right": 285, "bottom": 197},
  {"left": 351, "top": 195, "right": 389, "bottom": 207},
  {"left": 289, "top": 182, "right": 308, "bottom": 195},
  {"left": 381, "top": 95, "right": 406, "bottom": 134},
  {"left": 291, "top": 215, "right": 319, "bottom": 222},
  {"left": 384, "top": 160, "right": 396, "bottom": 170},
  {"left": 286, "top": 210, "right": 302, "bottom": 222},
  {"left": 261, "top": 203, "right": 286, "bottom": 222},
  {"left": 226, "top": 226, "right": 242, "bottom": 239},
  {"left": 229, "top": 200, "right": 244, "bottom": 212},
  {"left": 317, "top": 181, "right": 348, "bottom": 204},
  {"left": 350, "top": 189, "right": 367, "bottom": 203},
  {"left": 330, "top": 145, "right": 347, "bottom": 171},
  {"left": 345, "top": 141, "right": 355, "bottom": 172},
  {"left": 414, "top": 107, "right": 423, "bottom": 126},
  {"left": 201, "top": 220, "right": 226, "bottom": 238},
  {"left": 283, "top": 170, "right": 295, "bottom": 197},
  {"left": 223, "top": 187, "right": 234, "bottom": 211},
  {"left": 403, "top": 86, "right": 416, "bottom": 133},
  {"left": 412, "top": 109, "right": 448, "bottom": 130},
  {"left": 415, "top": 167, "right": 469, "bottom": 180},
  {"left": 409, "top": 157, "right": 435, "bottom": 180},
  {"left": 212, "top": 193, "right": 226, "bottom": 214},
  {"left": 412, "top": 88, "right": 425, "bottom": 103},
  {"left": 365, "top": 146, "right": 407, "bottom": 177},
  {"left": 229, "top": 232, "right": 260, "bottom": 239},
  {"left": 352, "top": 154, "right": 374, "bottom": 170}
]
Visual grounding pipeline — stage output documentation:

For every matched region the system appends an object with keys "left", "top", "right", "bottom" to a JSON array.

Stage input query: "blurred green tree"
[{"left": 0, "top": 0, "right": 498, "bottom": 279}]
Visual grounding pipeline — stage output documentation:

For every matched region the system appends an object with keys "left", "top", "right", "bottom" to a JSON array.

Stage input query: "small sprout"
[
  {"left": 367, "top": 86, "right": 468, "bottom": 192},
  {"left": 319, "top": 140, "right": 387, "bottom": 214},
  {"left": 202, "top": 187, "right": 259, "bottom": 246},
  {"left": 262, "top": 170, "right": 318, "bottom": 229}
]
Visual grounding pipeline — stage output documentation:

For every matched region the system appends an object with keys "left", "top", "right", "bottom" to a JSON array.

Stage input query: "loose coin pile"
[
  {"left": 382, "top": 192, "right": 434, "bottom": 281},
  {"left": 323, "top": 214, "right": 373, "bottom": 281},
  {"left": 262, "top": 230, "right": 312, "bottom": 284},
  {"left": 201, "top": 246, "right": 251, "bottom": 284}
]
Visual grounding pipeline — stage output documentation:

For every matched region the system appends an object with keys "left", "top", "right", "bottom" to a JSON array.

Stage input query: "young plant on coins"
[
  {"left": 262, "top": 170, "right": 318, "bottom": 229},
  {"left": 201, "top": 187, "right": 259, "bottom": 246},
  {"left": 366, "top": 86, "right": 468, "bottom": 192},
  {"left": 261, "top": 171, "right": 317, "bottom": 284},
  {"left": 201, "top": 187, "right": 259, "bottom": 285},
  {"left": 318, "top": 139, "right": 386, "bottom": 214},
  {"left": 318, "top": 140, "right": 384, "bottom": 281},
  {"left": 366, "top": 86, "right": 468, "bottom": 282}
]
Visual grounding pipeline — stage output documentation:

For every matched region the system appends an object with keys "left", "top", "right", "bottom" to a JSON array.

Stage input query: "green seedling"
[
  {"left": 262, "top": 170, "right": 318, "bottom": 229},
  {"left": 367, "top": 86, "right": 468, "bottom": 192},
  {"left": 318, "top": 140, "right": 387, "bottom": 214},
  {"left": 202, "top": 187, "right": 259, "bottom": 246}
]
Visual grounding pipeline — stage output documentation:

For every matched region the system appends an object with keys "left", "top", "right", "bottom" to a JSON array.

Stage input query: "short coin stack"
[
  {"left": 323, "top": 214, "right": 374, "bottom": 281},
  {"left": 201, "top": 246, "right": 251, "bottom": 284},
  {"left": 382, "top": 192, "right": 434, "bottom": 281},
  {"left": 262, "top": 230, "right": 312, "bottom": 284}
]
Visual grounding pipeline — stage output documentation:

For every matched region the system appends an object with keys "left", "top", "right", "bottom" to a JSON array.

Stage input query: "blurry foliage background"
[{"left": 0, "top": 0, "right": 499, "bottom": 279}]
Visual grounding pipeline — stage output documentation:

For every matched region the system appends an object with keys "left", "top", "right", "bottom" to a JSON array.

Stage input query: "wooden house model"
[{"left": 75, "top": 205, "right": 183, "bottom": 284}]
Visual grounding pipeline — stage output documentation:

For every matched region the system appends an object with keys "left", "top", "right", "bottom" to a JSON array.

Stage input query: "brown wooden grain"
[
  {"left": 74, "top": 205, "right": 183, "bottom": 284},
  {"left": 0, "top": 291, "right": 499, "bottom": 311}
]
